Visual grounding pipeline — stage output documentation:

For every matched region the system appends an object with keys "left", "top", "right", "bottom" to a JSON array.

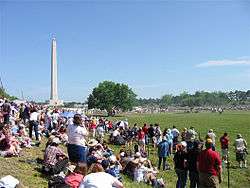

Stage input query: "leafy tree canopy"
[{"left": 87, "top": 81, "right": 137, "bottom": 115}]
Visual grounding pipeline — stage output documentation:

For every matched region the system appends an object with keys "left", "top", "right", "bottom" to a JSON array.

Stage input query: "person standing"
[
  {"left": 187, "top": 141, "right": 201, "bottom": 188},
  {"left": 174, "top": 141, "right": 188, "bottom": 188},
  {"left": 147, "top": 124, "right": 155, "bottom": 146},
  {"left": 23, "top": 104, "right": 30, "bottom": 124},
  {"left": 2, "top": 100, "right": 11, "bottom": 124},
  {"left": 172, "top": 126, "right": 180, "bottom": 152},
  {"left": 142, "top": 123, "right": 148, "bottom": 145},
  {"left": 67, "top": 114, "right": 88, "bottom": 163},
  {"left": 207, "top": 129, "right": 216, "bottom": 151},
  {"left": 197, "top": 139, "right": 222, "bottom": 188},
  {"left": 219, "top": 132, "right": 229, "bottom": 165},
  {"left": 233, "top": 134, "right": 248, "bottom": 168},
  {"left": 29, "top": 107, "right": 40, "bottom": 141},
  {"left": 138, "top": 128, "right": 146, "bottom": 151},
  {"left": 154, "top": 124, "right": 162, "bottom": 148},
  {"left": 157, "top": 136, "right": 169, "bottom": 170}
]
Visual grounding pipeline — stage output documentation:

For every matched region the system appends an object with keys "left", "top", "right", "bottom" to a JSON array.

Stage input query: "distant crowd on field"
[{"left": 0, "top": 98, "right": 248, "bottom": 188}]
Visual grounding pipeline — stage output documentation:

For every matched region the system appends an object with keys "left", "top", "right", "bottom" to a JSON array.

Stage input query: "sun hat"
[
  {"left": 66, "top": 165, "right": 76, "bottom": 172},
  {"left": 87, "top": 139, "right": 98, "bottom": 147},
  {"left": 120, "top": 152, "right": 125, "bottom": 157},
  {"left": 135, "top": 152, "right": 141, "bottom": 158},
  {"left": 181, "top": 141, "right": 187, "bottom": 147},
  {"left": 52, "top": 137, "right": 61, "bottom": 144},
  {"left": 109, "top": 155, "right": 117, "bottom": 163},
  {"left": 237, "top": 134, "right": 242, "bottom": 138}
]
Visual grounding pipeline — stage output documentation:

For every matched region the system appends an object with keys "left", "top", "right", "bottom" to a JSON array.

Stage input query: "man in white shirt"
[
  {"left": 234, "top": 134, "right": 248, "bottom": 168},
  {"left": 67, "top": 114, "right": 89, "bottom": 163},
  {"left": 29, "top": 107, "right": 40, "bottom": 141},
  {"left": 207, "top": 129, "right": 216, "bottom": 150},
  {"left": 171, "top": 126, "right": 180, "bottom": 143}
]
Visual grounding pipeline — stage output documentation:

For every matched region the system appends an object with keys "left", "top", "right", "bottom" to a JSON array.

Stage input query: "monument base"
[{"left": 49, "top": 99, "right": 64, "bottom": 106}]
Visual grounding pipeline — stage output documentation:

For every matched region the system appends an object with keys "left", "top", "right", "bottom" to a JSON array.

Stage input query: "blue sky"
[{"left": 1, "top": 1, "right": 250, "bottom": 102}]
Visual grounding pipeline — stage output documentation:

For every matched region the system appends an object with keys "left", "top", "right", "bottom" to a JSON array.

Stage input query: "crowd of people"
[{"left": 0, "top": 98, "right": 248, "bottom": 188}]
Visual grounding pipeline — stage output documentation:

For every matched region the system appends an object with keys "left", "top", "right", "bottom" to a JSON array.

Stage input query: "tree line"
[
  {"left": 136, "top": 90, "right": 250, "bottom": 107},
  {"left": 87, "top": 81, "right": 250, "bottom": 115}
]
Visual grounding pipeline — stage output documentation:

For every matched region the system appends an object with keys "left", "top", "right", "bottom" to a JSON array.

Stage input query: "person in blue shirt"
[
  {"left": 167, "top": 129, "right": 174, "bottom": 155},
  {"left": 106, "top": 155, "right": 123, "bottom": 181},
  {"left": 157, "top": 135, "right": 170, "bottom": 170}
]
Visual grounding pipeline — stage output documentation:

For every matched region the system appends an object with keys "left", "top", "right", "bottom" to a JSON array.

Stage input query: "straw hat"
[
  {"left": 109, "top": 155, "right": 117, "bottom": 163},
  {"left": 181, "top": 141, "right": 187, "bottom": 147},
  {"left": 237, "top": 134, "right": 242, "bottom": 138},
  {"left": 52, "top": 137, "right": 61, "bottom": 144},
  {"left": 135, "top": 152, "right": 141, "bottom": 158},
  {"left": 87, "top": 139, "right": 98, "bottom": 147},
  {"left": 66, "top": 165, "right": 76, "bottom": 172}
]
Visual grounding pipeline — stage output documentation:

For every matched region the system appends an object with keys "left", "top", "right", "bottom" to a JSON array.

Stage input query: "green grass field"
[{"left": 0, "top": 111, "right": 250, "bottom": 188}]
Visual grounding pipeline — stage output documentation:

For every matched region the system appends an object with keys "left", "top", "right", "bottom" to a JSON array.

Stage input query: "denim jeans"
[
  {"left": 67, "top": 144, "right": 87, "bottom": 163},
  {"left": 189, "top": 171, "right": 199, "bottom": 188},
  {"left": 175, "top": 168, "right": 187, "bottom": 188},
  {"left": 29, "top": 120, "right": 39, "bottom": 140}
]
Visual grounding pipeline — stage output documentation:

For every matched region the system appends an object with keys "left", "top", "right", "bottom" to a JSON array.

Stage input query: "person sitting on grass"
[
  {"left": 106, "top": 155, "right": 123, "bottom": 181},
  {"left": 133, "top": 157, "right": 163, "bottom": 187},
  {"left": 79, "top": 163, "right": 124, "bottom": 188},
  {"left": 65, "top": 163, "right": 87, "bottom": 188},
  {"left": 43, "top": 137, "right": 68, "bottom": 174},
  {"left": 0, "top": 125, "right": 21, "bottom": 157}
]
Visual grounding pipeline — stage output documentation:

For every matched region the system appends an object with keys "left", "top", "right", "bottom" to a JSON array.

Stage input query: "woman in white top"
[
  {"left": 79, "top": 163, "right": 123, "bottom": 188},
  {"left": 67, "top": 114, "right": 88, "bottom": 163},
  {"left": 29, "top": 107, "right": 40, "bottom": 141}
]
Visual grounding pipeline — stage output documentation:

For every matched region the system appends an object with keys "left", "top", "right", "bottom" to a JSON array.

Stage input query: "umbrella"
[{"left": 60, "top": 111, "right": 75, "bottom": 118}]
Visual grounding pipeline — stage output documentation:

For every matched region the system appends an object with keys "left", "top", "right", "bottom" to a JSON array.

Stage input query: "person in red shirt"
[
  {"left": 89, "top": 120, "right": 97, "bottom": 138},
  {"left": 220, "top": 132, "right": 229, "bottom": 164},
  {"left": 197, "top": 139, "right": 222, "bottom": 188},
  {"left": 138, "top": 128, "right": 145, "bottom": 151},
  {"left": 65, "top": 163, "right": 87, "bottom": 188}
]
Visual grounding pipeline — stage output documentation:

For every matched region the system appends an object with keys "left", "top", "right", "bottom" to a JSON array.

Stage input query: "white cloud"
[{"left": 196, "top": 58, "right": 250, "bottom": 67}]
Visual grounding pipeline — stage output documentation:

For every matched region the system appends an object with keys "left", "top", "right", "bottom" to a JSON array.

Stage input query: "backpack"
[{"left": 48, "top": 176, "right": 70, "bottom": 188}]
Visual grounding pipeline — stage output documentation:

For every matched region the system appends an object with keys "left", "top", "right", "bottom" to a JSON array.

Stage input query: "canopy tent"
[{"left": 60, "top": 111, "right": 75, "bottom": 118}]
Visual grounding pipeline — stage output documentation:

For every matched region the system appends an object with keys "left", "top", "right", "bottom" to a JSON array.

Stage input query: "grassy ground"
[{"left": 0, "top": 111, "right": 250, "bottom": 188}]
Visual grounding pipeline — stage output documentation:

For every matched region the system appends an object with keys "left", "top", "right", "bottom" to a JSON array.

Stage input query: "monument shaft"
[
  {"left": 51, "top": 38, "right": 58, "bottom": 100},
  {"left": 49, "top": 38, "right": 63, "bottom": 106}
]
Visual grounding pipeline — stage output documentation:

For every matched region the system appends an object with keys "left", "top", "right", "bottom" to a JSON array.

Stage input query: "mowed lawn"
[{"left": 1, "top": 111, "right": 250, "bottom": 188}]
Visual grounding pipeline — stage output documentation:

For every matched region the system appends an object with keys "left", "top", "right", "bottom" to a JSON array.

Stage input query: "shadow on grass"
[
  {"left": 34, "top": 167, "right": 50, "bottom": 181},
  {"left": 18, "top": 158, "right": 50, "bottom": 181}
]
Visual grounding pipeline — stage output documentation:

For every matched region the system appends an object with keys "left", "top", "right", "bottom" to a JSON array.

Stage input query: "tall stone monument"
[{"left": 49, "top": 38, "right": 63, "bottom": 106}]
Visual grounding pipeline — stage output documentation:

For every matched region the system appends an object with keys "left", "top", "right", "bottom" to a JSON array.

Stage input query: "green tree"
[
  {"left": 160, "top": 94, "right": 173, "bottom": 107},
  {"left": 87, "top": 81, "right": 137, "bottom": 116},
  {"left": 0, "top": 88, "right": 17, "bottom": 100}
]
